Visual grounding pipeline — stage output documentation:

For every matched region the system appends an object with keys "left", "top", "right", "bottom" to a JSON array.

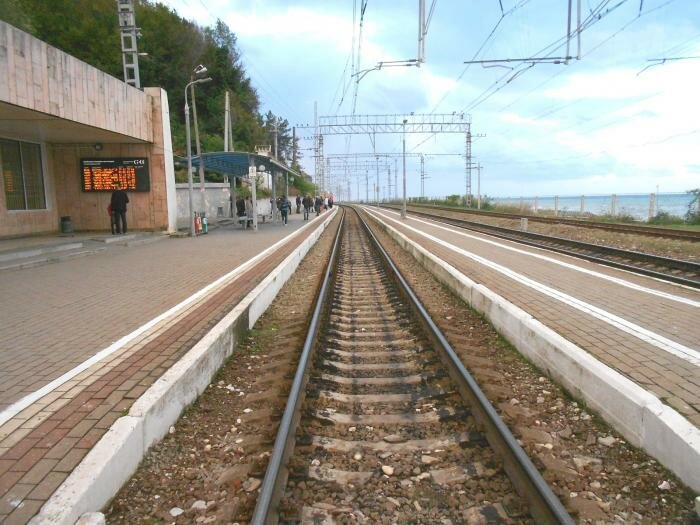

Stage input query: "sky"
[{"left": 160, "top": 0, "right": 700, "bottom": 199}]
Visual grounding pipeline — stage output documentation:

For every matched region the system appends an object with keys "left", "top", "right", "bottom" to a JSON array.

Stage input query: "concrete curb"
[
  {"left": 0, "top": 248, "right": 108, "bottom": 272},
  {"left": 30, "top": 209, "right": 338, "bottom": 525},
  {"left": 364, "top": 207, "right": 700, "bottom": 492}
]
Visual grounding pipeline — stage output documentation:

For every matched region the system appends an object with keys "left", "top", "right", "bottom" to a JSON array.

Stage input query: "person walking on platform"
[
  {"left": 280, "top": 196, "right": 291, "bottom": 225},
  {"left": 296, "top": 195, "right": 301, "bottom": 214},
  {"left": 314, "top": 195, "right": 322, "bottom": 216},
  {"left": 302, "top": 194, "right": 312, "bottom": 220},
  {"left": 110, "top": 181, "right": 129, "bottom": 234},
  {"left": 245, "top": 196, "right": 254, "bottom": 228}
]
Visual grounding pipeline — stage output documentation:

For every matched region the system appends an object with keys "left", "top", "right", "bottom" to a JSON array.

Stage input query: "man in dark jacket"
[
  {"left": 280, "top": 196, "right": 291, "bottom": 225},
  {"left": 295, "top": 195, "right": 301, "bottom": 214},
  {"left": 302, "top": 194, "right": 313, "bottom": 220},
  {"left": 110, "top": 182, "right": 129, "bottom": 234},
  {"left": 314, "top": 195, "right": 322, "bottom": 216},
  {"left": 235, "top": 197, "right": 246, "bottom": 217}
]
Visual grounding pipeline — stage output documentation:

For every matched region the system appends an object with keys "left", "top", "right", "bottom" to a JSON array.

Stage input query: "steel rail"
[
  {"left": 253, "top": 204, "right": 573, "bottom": 524},
  {"left": 250, "top": 208, "right": 345, "bottom": 525},
  {"left": 357, "top": 207, "right": 574, "bottom": 525},
  {"left": 380, "top": 205, "right": 700, "bottom": 289},
  {"left": 407, "top": 203, "right": 700, "bottom": 241}
]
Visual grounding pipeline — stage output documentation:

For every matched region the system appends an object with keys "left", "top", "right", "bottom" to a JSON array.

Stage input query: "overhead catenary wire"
[{"left": 351, "top": 0, "right": 369, "bottom": 115}]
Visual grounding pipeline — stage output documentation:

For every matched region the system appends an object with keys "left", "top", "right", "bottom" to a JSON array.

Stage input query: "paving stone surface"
[
  {"left": 0, "top": 210, "right": 333, "bottom": 523},
  {"left": 368, "top": 208, "right": 700, "bottom": 426}
]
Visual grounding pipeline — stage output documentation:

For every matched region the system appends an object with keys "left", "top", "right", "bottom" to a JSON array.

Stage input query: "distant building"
[{"left": 0, "top": 21, "right": 177, "bottom": 237}]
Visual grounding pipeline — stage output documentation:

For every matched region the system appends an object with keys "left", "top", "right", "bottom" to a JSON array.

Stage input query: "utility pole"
[
  {"left": 117, "top": 0, "right": 141, "bottom": 89},
  {"left": 224, "top": 90, "right": 230, "bottom": 152},
  {"left": 387, "top": 167, "right": 391, "bottom": 203},
  {"left": 375, "top": 155, "right": 380, "bottom": 203},
  {"left": 394, "top": 158, "right": 398, "bottom": 201},
  {"left": 191, "top": 80, "right": 206, "bottom": 213},
  {"left": 272, "top": 118, "right": 279, "bottom": 160},
  {"left": 465, "top": 130, "right": 472, "bottom": 207},
  {"left": 292, "top": 127, "right": 297, "bottom": 165},
  {"left": 420, "top": 155, "right": 425, "bottom": 198},
  {"left": 401, "top": 119, "right": 407, "bottom": 219},
  {"left": 365, "top": 169, "right": 369, "bottom": 203},
  {"left": 477, "top": 163, "right": 482, "bottom": 210}
]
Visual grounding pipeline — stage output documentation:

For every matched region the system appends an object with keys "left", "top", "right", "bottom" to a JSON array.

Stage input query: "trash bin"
[{"left": 60, "top": 216, "right": 74, "bottom": 234}]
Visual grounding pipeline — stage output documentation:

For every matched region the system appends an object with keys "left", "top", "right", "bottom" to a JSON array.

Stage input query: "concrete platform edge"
[
  {"left": 28, "top": 209, "right": 338, "bottom": 525},
  {"left": 365, "top": 208, "right": 700, "bottom": 493}
]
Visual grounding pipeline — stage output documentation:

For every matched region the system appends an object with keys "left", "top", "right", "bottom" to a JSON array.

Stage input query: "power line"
[
  {"left": 429, "top": 0, "right": 535, "bottom": 114},
  {"left": 498, "top": 0, "right": 683, "bottom": 140}
]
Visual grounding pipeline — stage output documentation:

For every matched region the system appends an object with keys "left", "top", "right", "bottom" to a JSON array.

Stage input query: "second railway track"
[
  {"left": 379, "top": 205, "right": 700, "bottom": 288},
  {"left": 252, "top": 207, "right": 572, "bottom": 524}
]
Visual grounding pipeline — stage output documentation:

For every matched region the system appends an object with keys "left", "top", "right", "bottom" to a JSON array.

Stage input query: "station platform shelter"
[{"left": 0, "top": 21, "right": 177, "bottom": 238}]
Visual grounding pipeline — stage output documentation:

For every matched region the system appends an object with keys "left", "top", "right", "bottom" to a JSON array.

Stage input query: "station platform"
[
  {"left": 0, "top": 210, "right": 334, "bottom": 523},
  {"left": 365, "top": 206, "right": 699, "bottom": 425}
]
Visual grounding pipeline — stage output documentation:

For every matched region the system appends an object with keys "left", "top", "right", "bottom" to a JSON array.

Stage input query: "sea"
[{"left": 491, "top": 192, "right": 698, "bottom": 221}]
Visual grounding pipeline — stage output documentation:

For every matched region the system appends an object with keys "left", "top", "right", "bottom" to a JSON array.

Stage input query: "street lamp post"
[
  {"left": 184, "top": 73, "right": 212, "bottom": 236},
  {"left": 401, "top": 119, "right": 407, "bottom": 219}
]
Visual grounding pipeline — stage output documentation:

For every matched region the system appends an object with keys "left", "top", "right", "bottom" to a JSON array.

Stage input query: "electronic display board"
[{"left": 80, "top": 158, "right": 150, "bottom": 192}]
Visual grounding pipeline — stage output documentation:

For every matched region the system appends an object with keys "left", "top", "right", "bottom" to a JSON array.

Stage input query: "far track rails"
[
  {"left": 380, "top": 205, "right": 700, "bottom": 288},
  {"left": 405, "top": 203, "right": 700, "bottom": 241},
  {"left": 252, "top": 207, "right": 572, "bottom": 524}
]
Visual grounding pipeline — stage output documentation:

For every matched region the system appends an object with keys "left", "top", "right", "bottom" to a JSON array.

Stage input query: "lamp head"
[
  {"left": 195, "top": 77, "right": 212, "bottom": 85},
  {"left": 194, "top": 64, "right": 208, "bottom": 77}
]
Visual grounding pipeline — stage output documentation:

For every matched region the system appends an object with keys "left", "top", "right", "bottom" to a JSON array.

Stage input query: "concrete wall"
[{"left": 0, "top": 21, "right": 152, "bottom": 142}]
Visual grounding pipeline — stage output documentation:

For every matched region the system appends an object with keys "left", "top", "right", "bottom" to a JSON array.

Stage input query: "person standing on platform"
[
  {"left": 302, "top": 194, "right": 312, "bottom": 220},
  {"left": 236, "top": 197, "right": 246, "bottom": 218},
  {"left": 280, "top": 196, "right": 291, "bottom": 225},
  {"left": 245, "top": 196, "right": 254, "bottom": 228},
  {"left": 110, "top": 181, "right": 129, "bottom": 234},
  {"left": 314, "top": 195, "right": 322, "bottom": 216},
  {"left": 296, "top": 195, "right": 301, "bottom": 214}
]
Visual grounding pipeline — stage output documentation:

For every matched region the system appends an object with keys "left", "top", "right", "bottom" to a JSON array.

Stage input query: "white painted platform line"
[
  {"left": 377, "top": 206, "right": 699, "bottom": 306},
  {"left": 366, "top": 208, "right": 700, "bottom": 366},
  {"left": 0, "top": 212, "right": 332, "bottom": 428},
  {"left": 30, "top": 209, "right": 338, "bottom": 525},
  {"left": 362, "top": 206, "right": 700, "bottom": 493}
]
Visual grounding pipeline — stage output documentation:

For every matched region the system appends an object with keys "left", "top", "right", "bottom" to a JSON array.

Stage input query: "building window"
[{"left": 1, "top": 139, "right": 46, "bottom": 210}]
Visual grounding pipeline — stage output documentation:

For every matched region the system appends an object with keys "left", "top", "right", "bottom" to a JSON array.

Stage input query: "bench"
[{"left": 237, "top": 214, "right": 270, "bottom": 229}]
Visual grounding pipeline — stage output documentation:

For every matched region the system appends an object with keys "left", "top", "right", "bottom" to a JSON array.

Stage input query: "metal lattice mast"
[
  {"left": 420, "top": 155, "right": 425, "bottom": 198},
  {"left": 465, "top": 131, "right": 472, "bottom": 206},
  {"left": 117, "top": 0, "right": 141, "bottom": 89},
  {"left": 394, "top": 159, "right": 398, "bottom": 200}
]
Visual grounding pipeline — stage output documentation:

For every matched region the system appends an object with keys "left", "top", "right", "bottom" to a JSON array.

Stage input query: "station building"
[{"left": 0, "top": 21, "right": 177, "bottom": 237}]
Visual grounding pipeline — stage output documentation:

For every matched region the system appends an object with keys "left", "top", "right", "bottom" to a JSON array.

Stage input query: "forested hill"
[{"left": 0, "top": 0, "right": 298, "bottom": 167}]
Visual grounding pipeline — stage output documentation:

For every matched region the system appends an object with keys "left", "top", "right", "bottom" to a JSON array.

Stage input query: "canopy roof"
[{"left": 174, "top": 151, "right": 301, "bottom": 179}]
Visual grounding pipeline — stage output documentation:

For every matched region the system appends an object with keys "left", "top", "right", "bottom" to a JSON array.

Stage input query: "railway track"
[
  {"left": 403, "top": 203, "right": 700, "bottom": 241},
  {"left": 252, "top": 207, "right": 572, "bottom": 524},
  {"left": 380, "top": 205, "right": 700, "bottom": 289}
]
